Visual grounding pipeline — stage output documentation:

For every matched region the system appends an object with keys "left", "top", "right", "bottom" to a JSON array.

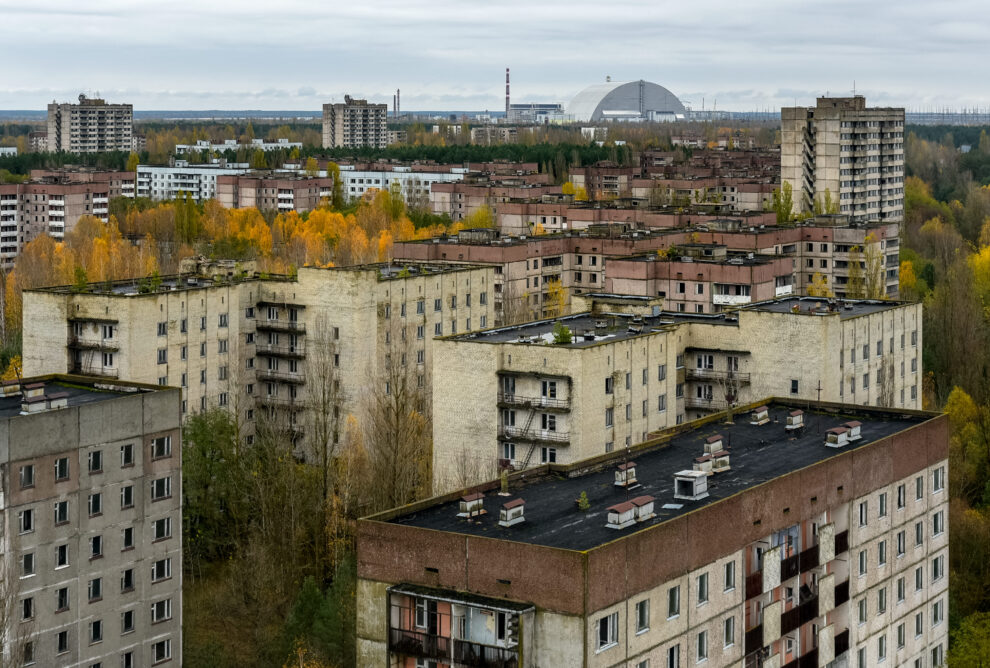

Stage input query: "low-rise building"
[
  {"left": 136, "top": 161, "right": 250, "bottom": 202},
  {"left": 175, "top": 138, "right": 302, "bottom": 155},
  {"left": 431, "top": 295, "right": 922, "bottom": 489},
  {"left": 0, "top": 374, "right": 182, "bottom": 667},
  {"left": 358, "top": 399, "right": 948, "bottom": 668}
]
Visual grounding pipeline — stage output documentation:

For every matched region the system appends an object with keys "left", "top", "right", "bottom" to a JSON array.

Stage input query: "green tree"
[
  {"left": 771, "top": 181, "right": 794, "bottom": 224},
  {"left": 250, "top": 149, "right": 268, "bottom": 169},
  {"left": 948, "top": 611, "right": 990, "bottom": 666},
  {"left": 326, "top": 162, "right": 344, "bottom": 209},
  {"left": 304, "top": 157, "right": 319, "bottom": 177},
  {"left": 125, "top": 152, "right": 139, "bottom": 172}
]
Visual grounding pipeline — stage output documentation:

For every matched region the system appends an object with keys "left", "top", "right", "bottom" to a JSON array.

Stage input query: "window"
[
  {"left": 121, "top": 485, "right": 134, "bottom": 509},
  {"left": 723, "top": 617, "right": 735, "bottom": 647},
  {"left": 219, "top": 313, "right": 228, "bottom": 327},
  {"left": 200, "top": 342, "right": 206, "bottom": 358},
  {"left": 54, "top": 500, "right": 68, "bottom": 525},
  {"left": 56, "top": 587, "right": 69, "bottom": 612},
  {"left": 605, "top": 407, "right": 613, "bottom": 427},
  {"left": 933, "top": 510, "right": 945, "bottom": 536},
  {"left": 89, "top": 492, "right": 102, "bottom": 516},
  {"left": 916, "top": 475, "right": 924, "bottom": 499},
  {"left": 858, "top": 598, "right": 867, "bottom": 623},
  {"left": 434, "top": 322, "right": 442, "bottom": 336},
  {"left": 897, "top": 530, "right": 905, "bottom": 556},
  {"left": 658, "top": 394, "right": 667, "bottom": 412},
  {"left": 897, "top": 576, "right": 905, "bottom": 602},
  {"left": 121, "top": 569, "right": 135, "bottom": 593},
  {"left": 724, "top": 562, "right": 735, "bottom": 591},
  {"left": 152, "top": 436, "right": 171, "bottom": 459},
  {"left": 154, "top": 517, "right": 171, "bottom": 541},
  {"left": 152, "top": 639, "right": 171, "bottom": 664},
  {"left": 88, "top": 577, "right": 102, "bottom": 602},
  {"left": 897, "top": 623, "right": 905, "bottom": 648},
  {"left": 658, "top": 364, "right": 667, "bottom": 381},
  {"left": 878, "top": 634, "right": 886, "bottom": 661},
  {"left": 636, "top": 599, "right": 650, "bottom": 633},
  {"left": 597, "top": 612, "right": 617, "bottom": 651},
  {"left": 879, "top": 492, "right": 887, "bottom": 517},
  {"left": 157, "top": 321, "right": 167, "bottom": 336},
  {"left": 933, "top": 466, "right": 945, "bottom": 492},
  {"left": 55, "top": 456, "right": 69, "bottom": 481},
  {"left": 122, "top": 526, "right": 134, "bottom": 550},
  {"left": 668, "top": 646, "right": 680, "bottom": 668},
  {"left": 859, "top": 501, "right": 868, "bottom": 526},
  {"left": 152, "top": 558, "right": 171, "bottom": 582},
  {"left": 877, "top": 587, "right": 886, "bottom": 613},
  {"left": 933, "top": 598, "right": 944, "bottom": 625},
  {"left": 152, "top": 598, "right": 172, "bottom": 623},
  {"left": 540, "top": 447, "right": 556, "bottom": 464},
  {"left": 157, "top": 348, "right": 167, "bottom": 364},
  {"left": 218, "top": 339, "right": 228, "bottom": 354},
  {"left": 790, "top": 379, "right": 799, "bottom": 394},
  {"left": 19, "top": 509, "right": 33, "bottom": 534},
  {"left": 878, "top": 540, "right": 887, "bottom": 566},
  {"left": 668, "top": 585, "right": 680, "bottom": 618},
  {"left": 57, "top": 630, "right": 69, "bottom": 654},
  {"left": 897, "top": 483, "right": 905, "bottom": 509},
  {"left": 434, "top": 298, "right": 442, "bottom": 312},
  {"left": 22, "top": 552, "right": 34, "bottom": 577},
  {"left": 697, "top": 630, "right": 708, "bottom": 662},
  {"left": 121, "top": 443, "right": 134, "bottom": 467},
  {"left": 915, "top": 611, "right": 924, "bottom": 636},
  {"left": 91, "top": 535, "right": 103, "bottom": 559},
  {"left": 915, "top": 566, "right": 923, "bottom": 591},
  {"left": 697, "top": 573, "right": 709, "bottom": 605},
  {"left": 932, "top": 554, "right": 945, "bottom": 581},
  {"left": 22, "top": 597, "right": 33, "bottom": 620},
  {"left": 858, "top": 549, "right": 867, "bottom": 576},
  {"left": 152, "top": 477, "right": 171, "bottom": 501},
  {"left": 122, "top": 610, "right": 135, "bottom": 634},
  {"left": 605, "top": 376, "right": 614, "bottom": 394},
  {"left": 23, "top": 641, "right": 34, "bottom": 666},
  {"left": 180, "top": 318, "right": 187, "bottom": 333},
  {"left": 20, "top": 464, "right": 34, "bottom": 489}
]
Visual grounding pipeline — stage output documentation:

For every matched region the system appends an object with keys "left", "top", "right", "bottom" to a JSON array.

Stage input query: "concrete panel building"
[
  {"left": 174, "top": 138, "right": 302, "bottom": 155},
  {"left": 782, "top": 97, "right": 905, "bottom": 223},
  {"left": 0, "top": 374, "right": 181, "bottom": 667},
  {"left": 322, "top": 96, "right": 388, "bottom": 149},
  {"left": 215, "top": 174, "right": 332, "bottom": 213},
  {"left": 430, "top": 295, "right": 922, "bottom": 490},
  {"left": 357, "top": 399, "right": 948, "bottom": 668},
  {"left": 47, "top": 95, "right": 133, "bottom": 154},
  {"left": 136, "top": 162, "right": 251, "bottom": 202},
  {"left": 22, "top": 260, "right": 496, "bottom": 458}
]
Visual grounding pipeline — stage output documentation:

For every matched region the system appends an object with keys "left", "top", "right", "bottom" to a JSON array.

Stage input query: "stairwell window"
[
  {"left": 605, "top": 408, "right": 614, "bottom": 427},
  {"left": 597, "top": 612, "right": 618, "bottom": 651}
]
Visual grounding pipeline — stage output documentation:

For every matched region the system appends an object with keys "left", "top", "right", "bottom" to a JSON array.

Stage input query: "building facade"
[
  {"left": 430, "top": 295, "right": 922, "bottom": 490},
  {"left": 22, "top": 261, "right": 496, "bottom": 458},
  {"left": 47, "top": 95, "right": 133, "bottom": 154},
  {"left": 0, "top": 375, "right": 182, "bottom": 667},
  {"left": 174, "top": 138, "right": 302, "bottom": 155},
  {"left": 215, "top": 174, "right": 332, "bottom": 212},
  {"left": 136, "top": 162, "right": 250, "bottom": 202},
  {"left": 322, "top": 97, "right": 388, "bottom": 149},
  {"left": 782, "top": 97, "right": 905, "bottom": 223},
  {"left": 357, "top": 399, "right": 948, "bottom": 668}
]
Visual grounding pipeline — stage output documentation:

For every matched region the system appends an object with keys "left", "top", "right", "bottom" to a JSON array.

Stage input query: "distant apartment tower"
[
  {"left": 0, "top": 375, "right": 181, "bottom": 667},
  {"left": 47, "top": 95, "right": 133, "bottom": 153},
  {"left": 322, "top": 96, "right": 388, "bottom": 149},
  {"left": 781, "top": 97, "right": 905, "bottom": 222}
]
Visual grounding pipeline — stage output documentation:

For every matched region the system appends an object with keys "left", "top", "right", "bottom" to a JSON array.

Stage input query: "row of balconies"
[
  {"left": 496, "top": 393, "right": 570, "bottom": 411},
  {"left": 388, "top": 628, "right": 518, "bottom": 668}
]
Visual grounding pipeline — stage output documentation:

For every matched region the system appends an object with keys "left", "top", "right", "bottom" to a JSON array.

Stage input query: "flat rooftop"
[
  {"left": 29, "top": 272, "right": 292, "bottom": 296},
  {"left": 0, "top": 376, "right": 160, "bottom": 420},
  {"left": 751, "top": 296, "right": 908, "bottom": 319},
  {"left": 389, "top": 402, "right": 930, "bottom": 551}
]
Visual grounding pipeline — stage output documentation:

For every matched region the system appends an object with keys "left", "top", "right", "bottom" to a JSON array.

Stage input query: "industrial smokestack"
[
  {"left": 505, "top": 68, "right": 510, "bottom": 120},
  {"left": 397, "top": 89, "right": 400, "bottom": 118},
  {"left": 393, "top": 94, "right": 397, "bottom": 118}
]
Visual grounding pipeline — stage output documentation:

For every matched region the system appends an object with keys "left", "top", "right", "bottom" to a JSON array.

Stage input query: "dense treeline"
[{"left": 902, "top": 127, "right": 990, "bottom": 662}]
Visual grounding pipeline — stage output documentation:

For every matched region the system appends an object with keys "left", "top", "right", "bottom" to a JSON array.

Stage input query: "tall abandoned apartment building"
[
  {"left": 0, "top": 375, "right": 181, "bottom": 667},
  {"left": 432, "top": 294, "right": 922, "bottom": 491},
  {"left": 22, "top": 261, "right": 496, "bottom": 454},
  {"left": 782, "top": 96, "right": 905, "bottom": 223},
  {"left": 358, "top": 400, "right": 948, "bottom": 668},
  {"left": 46, "top": 95, "right": 134, "bottom": 154},
  {"left": 322, "top": 96, "right": 389, "bottom": 149}
]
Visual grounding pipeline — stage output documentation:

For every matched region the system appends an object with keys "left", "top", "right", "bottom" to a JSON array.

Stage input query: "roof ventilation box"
[
  {"left": 458, "top": 493, "right": 486, "bottom": 519},
  {"left": 786, "top": 410, "right": 804, "bottom": 432},
  {"left": 606, "top": 501, "right": 637, "bottom": 529},
  {"left": 498, "top": 498, "right": 525, "bottom": 527},
  {"left": 615, "top": 461, "right": 638, "bottom": 488},
  {"left": 704, "top": 434, "right": 724, "bottom": 454},
  {"left": 844, "top": 421, "right": 862, "bottom": 441},
  {"left": 674, "top": 470, "right": 709, "bottom": 501},
  {"left": 750, "top": 405, "right": 770, "bottom": 425},
  {"left": 825, "top": 427, "right": 849, "bottom": 448}
]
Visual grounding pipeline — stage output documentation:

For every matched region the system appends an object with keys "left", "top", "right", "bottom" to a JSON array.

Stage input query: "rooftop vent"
[
  {"left": 614, "top": 461, "right": 639, "bottom": 489},
  {"left": 1, "top": 380, "right": 21, "bottom": 398},
  {"left": 23, "top": 383, "right": 45, "bottom": 400},
  {"left": 498, "top": 498, "right": 525, "bottom": 527},
  {"left": 606, "top": 501, "right": 637, "bottom": 529},
  {"left": 825, "top": 427, "right": 849, "bottom": 448},
  {"left": 458, "top": 492, "right": 486, "bottom": 519},
  {"left": 786, "top": 410, "right": 805, "bottom": 432},
  {"left": 750, "top": 405, "right": 770, "bottom": 425},
  {"left": 843, "top": 421, "right": 862, "bottom": 441},
  {"left": 673, "top": 470, "right": 709, "bottom": 501},
  {"left": 631, "top": 495, "right": 656, "bottom": 522},
  {"left": 693, "top": 454, "right": 713, "bottom": 475},
  {"left": 704, "top": 434, "right": 724, "bottom": 454},
  {"left": 711, "top": 450, "right": 731, "bottom": 473}
]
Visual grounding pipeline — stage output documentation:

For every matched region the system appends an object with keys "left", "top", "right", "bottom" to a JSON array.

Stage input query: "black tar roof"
[
  {"left": 751, "top": 296, "right": 909, "bottom": 320},
  {"left": 0, "top": 379, "right": 139, "bottom": 419},
  {"left": 389, "top": 402, "right": 929, "bottom": 552}
]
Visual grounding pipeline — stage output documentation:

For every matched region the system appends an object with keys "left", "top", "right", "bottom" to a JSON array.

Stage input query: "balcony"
[
  {"left": 498, "top": 425, "right": 569, "bottom": 444},
  {"left": 685, "top": 368, "right": 751, "bottom": 383},
  {"left": 389, "top": 629, "right": 450, "bottom": 664},
  {"left": 713, "top": 294, "right": 753, "bottom": 306},
  {"left": 255, "top": 342, "right": 306, "bottom": 359},
  {"left": 258, "top": 394, "right": 304, "bottom": 409},
  {"left": 684, "top": 396, "right": 728, "bottom": 411},
  {"left": 453, "top": 639, "right": 519, "bottom": 668},
  {"left": 780, "top": 592, "right": 819, "bottom": 636},
  {"left": 68, "top": 364, "right": 118, "bottom": 379},
  {"left": 496, "top": 393, "right": 570, "bottom": 411},
  {"left": 388, "top": 629, "right": 519, "bottom": 668},
  {"left": 781, "top": 648, "right": 818, "bottom": 668},
  {"left": 256, "top": 368, "right": 306, "bottom": 384},
  {"left": 68, "top": 336, "right": 119, "bottom": 352},
  {"left": 256, "top": 317, "right": 306, "bottom": 333}
]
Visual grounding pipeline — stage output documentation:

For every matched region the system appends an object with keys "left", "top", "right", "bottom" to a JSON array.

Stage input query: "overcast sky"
[{"left": 1, "top": 0, "right": 986, "bottom": 112}]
